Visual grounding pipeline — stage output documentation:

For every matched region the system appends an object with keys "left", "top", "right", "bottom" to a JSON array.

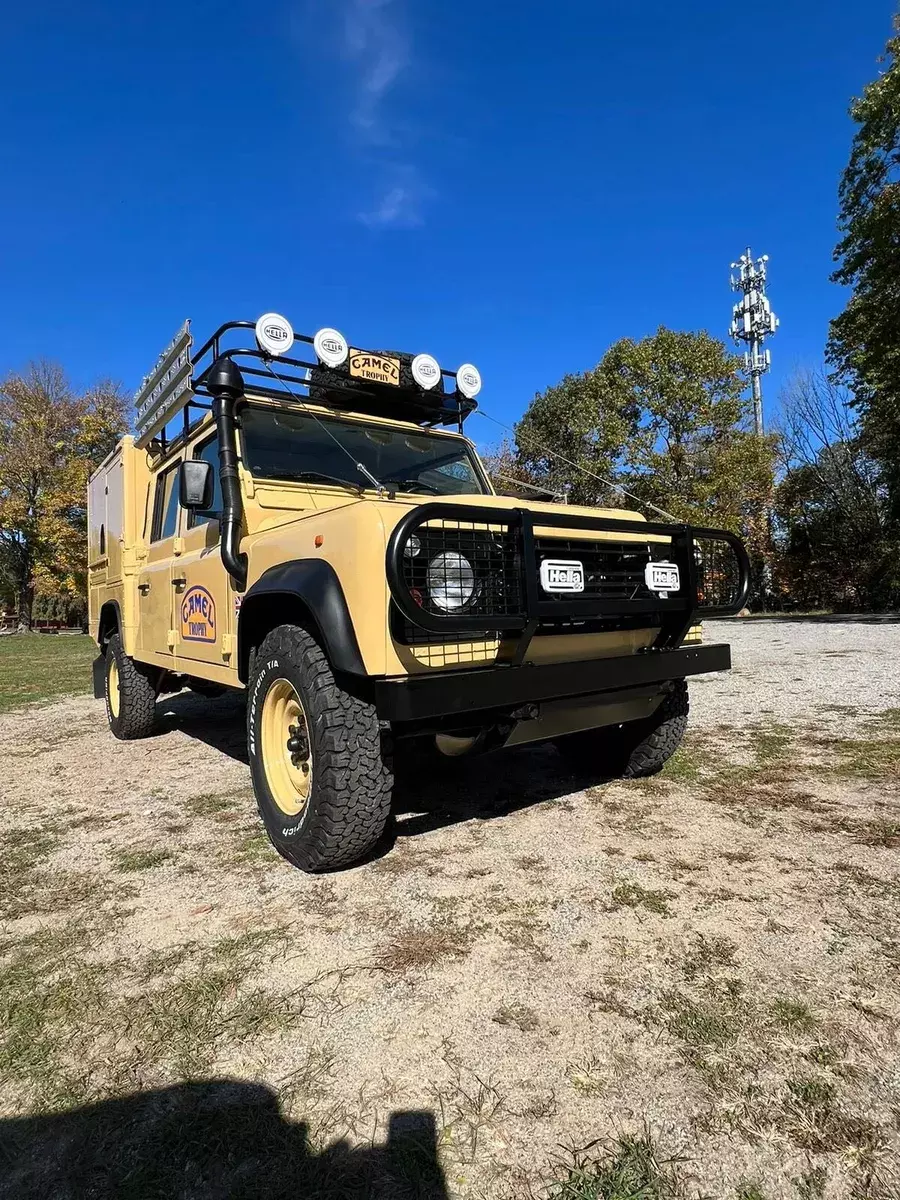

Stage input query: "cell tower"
[{"left": 729, "top": 249, "right": 779, "bottom": 435}]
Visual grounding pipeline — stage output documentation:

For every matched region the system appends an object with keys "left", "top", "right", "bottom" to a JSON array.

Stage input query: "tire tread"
[
  {"left": 250, "top": 625, "right": 392, "bottom": 872},
  {"left": 106, "top": 633, "right": 157, "bottom": 740}
]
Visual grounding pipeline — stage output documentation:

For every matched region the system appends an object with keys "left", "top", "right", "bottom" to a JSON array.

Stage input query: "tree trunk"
[{"left": 16, "top": 580, "right": 34, "bottom": 631}]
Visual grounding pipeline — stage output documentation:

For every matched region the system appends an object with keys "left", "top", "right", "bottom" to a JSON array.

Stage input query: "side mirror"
[{"left": 178, "top": 460, "right": 214, "bottom": 510}]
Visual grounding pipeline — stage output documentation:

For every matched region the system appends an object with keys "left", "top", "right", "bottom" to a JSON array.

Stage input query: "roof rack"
[{"left": 134, "top": 319, "right": 479, "bottom": 453}]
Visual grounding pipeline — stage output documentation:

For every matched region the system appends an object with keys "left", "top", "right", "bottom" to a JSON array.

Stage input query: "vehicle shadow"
[
  {"left": 389, "top": 742, "right": 585, "bottom": 843},
  {"left": 156, "top": 689, "right": 250, "bottom": 763},
  {"left": 154, "top": 691, "right": 595, "bottom": 847},
  {"left": 0, "top": 1080, "right": 449, "bottom": 1200}
]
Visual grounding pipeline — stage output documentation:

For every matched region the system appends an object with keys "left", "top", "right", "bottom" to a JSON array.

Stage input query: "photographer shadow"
[{"left": 0, "top": 1080, "right": 448, "bottom": 1200}]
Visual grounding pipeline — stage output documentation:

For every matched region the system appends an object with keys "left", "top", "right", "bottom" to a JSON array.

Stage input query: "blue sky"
[{"left": 0, "top": 0, "right": 893, "bottom": 445}]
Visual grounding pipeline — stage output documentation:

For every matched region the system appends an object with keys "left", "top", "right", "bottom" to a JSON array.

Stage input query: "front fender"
[{"left": 238, "top": 560, "right": 366, "bottom": 680}]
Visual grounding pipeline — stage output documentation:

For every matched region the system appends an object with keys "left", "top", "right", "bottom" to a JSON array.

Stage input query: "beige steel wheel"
[
  {"left": 107, "top": 657, "right": 121, "bottom": 719},
  {"left": 260, "top": 678, "right": 312, "bottom": 816}
]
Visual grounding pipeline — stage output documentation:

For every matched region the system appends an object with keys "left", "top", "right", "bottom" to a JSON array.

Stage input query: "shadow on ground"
[
  {"left": 154, "top": 689, "right": 591, "bottom": 833},
  {"left": 152, "top": 688, "right": 594, "bottom": 857},
  {"left": 0, "top": 1081, "right": 449, "bottom": 1200}
]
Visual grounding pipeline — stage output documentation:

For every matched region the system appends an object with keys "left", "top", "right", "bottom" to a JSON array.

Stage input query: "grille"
[
  {"left": 694, "top": 534, "right": 744, "bottom": 612},
  {"left": 399, "top": 520, "right": 524, "bottom": 620},
  {"left": 534, "top": 537, "right": 657, "bottom": 603}
]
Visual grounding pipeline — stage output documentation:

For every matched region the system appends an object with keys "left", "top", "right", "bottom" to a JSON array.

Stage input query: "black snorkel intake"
[{"left": 207, "top": 355, "right": 248, "bottom": 592}]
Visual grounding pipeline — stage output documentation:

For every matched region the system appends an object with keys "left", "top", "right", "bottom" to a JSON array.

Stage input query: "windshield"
[{"left": 240, "top": 406, "right": 488, "bottom": 496}]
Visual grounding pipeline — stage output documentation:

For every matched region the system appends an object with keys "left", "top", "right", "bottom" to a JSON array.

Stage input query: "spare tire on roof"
[{"left": 308, "top": 349, "right": 455, "bottom": 425}]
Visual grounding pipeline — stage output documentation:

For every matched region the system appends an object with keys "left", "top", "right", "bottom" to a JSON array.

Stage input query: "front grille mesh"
[
  {"left": 399, "top": 520, "right": 523, "bottom": 619},
  {"left": 533, "top": 537, "right": 658, "bottom": 603}
]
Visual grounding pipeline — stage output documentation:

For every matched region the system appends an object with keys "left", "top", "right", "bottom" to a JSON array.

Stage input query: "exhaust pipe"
[{"left": 206, "top": 356, "right": 248, "bottom": 592}]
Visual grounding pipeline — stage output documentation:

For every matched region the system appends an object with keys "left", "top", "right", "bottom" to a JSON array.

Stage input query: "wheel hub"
[{"left": 260, "top": 679, "right": 312, "bottom": 816}]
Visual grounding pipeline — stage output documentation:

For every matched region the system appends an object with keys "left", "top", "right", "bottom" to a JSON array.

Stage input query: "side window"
[
  {"left": 189, "top": 435, "right": 223, "bottom": 528},
  {"left": 151, "top": 464, "right": 181, "bottom": 542}
]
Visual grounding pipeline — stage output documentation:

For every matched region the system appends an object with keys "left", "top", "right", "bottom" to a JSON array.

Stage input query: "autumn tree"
[
  {"left": 773, "top": 369, "right": 896, "bottom": 610},
  {"left": 828, "top": 13, "right": 900, "bottom": 512},
  {"left": 0, "top": 362, "right": 128, "bottom": 627},
  {"left": 511, "top": 328, "right": 775, "bottom": 552}
]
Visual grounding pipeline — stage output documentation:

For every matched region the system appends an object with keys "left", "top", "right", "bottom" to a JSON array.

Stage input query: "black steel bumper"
[{"left": 374, "top": 642, "right": 731, "bottom": 723}]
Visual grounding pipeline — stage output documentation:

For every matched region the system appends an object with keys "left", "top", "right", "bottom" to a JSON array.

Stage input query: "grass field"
[{"left": 0, "top": 634, "right": 96, "bottom": 713}]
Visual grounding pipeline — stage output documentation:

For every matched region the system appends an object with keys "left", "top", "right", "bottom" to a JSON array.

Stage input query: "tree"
[
  {"left": 511, "top": 328, "right": 776, "bottom": 553},
  {"left": 0, "top": 362, "right": 128, "bottom": 627},
  {"left": 828, "top": 13, "right": 900, "bottom": 511},
  {"left": 514, "top": 365, "right": 640, "bottom": 507},
  {"left": 773, "top": 369, "right": 896, "bottom": 610}
]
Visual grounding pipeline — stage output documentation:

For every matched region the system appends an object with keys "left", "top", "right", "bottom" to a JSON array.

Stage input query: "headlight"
[{"left": 427, "top": 551, "right": 475, "bottom": 610}]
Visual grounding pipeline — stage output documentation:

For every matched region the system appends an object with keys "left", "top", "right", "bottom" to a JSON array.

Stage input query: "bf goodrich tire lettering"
[{"left": 247, "top": 624, "right": 393, "bottom": 872}]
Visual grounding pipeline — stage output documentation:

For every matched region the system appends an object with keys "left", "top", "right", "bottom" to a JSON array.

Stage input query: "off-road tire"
[
  {"left": 556, "top": 680, "right": 689, "bottom": 779},
  {"left": 247, "top": 624, "right": 393, "bottom": 873},
  {"left": 105, "top": 633, "right": 157, "bottom": 740}
]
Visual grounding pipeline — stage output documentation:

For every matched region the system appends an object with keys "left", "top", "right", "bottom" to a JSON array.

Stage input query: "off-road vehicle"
[{"left": 88, "top": 316, "right": 750, "bottom": 872}]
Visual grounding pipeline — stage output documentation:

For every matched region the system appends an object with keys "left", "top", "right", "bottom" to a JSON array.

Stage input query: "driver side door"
[{"left": 173, "top": 432, "right": 236, "bottom": 679}]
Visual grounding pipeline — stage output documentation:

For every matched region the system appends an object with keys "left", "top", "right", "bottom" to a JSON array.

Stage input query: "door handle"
[{"left": 138, "top": 582, "right": 151, "bottom": 594}]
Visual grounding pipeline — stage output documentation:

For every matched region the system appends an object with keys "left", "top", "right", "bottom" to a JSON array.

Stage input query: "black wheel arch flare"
[{"left": 237, "top": 560, "right": 367, "bottom": 682}]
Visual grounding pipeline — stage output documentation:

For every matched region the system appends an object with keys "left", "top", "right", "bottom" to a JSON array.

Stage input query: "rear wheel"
[
  {"left": 247, "top": 624, "right": 393, "bottom": 872},
  {"left": 556, "top": 680, "right": 689, "bottom": 779},
  {"left": 105, "top": 633, "right": 157, "bottom": 740}
]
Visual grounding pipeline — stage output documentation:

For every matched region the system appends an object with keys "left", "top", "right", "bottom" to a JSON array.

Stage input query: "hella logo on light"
[
  {"left": 314, "top": 327, "right": 349, "bottom": 368},
  {"left": 255, "top": 312, "right": 295, "bottom": 357}
]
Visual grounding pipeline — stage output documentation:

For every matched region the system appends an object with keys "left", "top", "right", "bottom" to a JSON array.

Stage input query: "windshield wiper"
[{"left": 293, "top": 471, "right": 366, "bottom": 493}]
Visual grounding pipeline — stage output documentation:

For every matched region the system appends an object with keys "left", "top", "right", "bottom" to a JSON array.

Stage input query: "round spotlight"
[
  {"left": 255, "top": 313, "right": 294, "bottom": 357},
  {"left": 456, "top": 363, "right": 482, "bottom": 400},
  {"left": 412, "top": 353, "right": 441, "bottom": 390},
  {"left": 313, "top": 327, "right": 349, "bottom": 368}
]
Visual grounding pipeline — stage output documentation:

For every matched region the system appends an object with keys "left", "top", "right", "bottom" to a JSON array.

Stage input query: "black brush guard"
[{"left": 385, "top": 503, "right": 751, "bottom": 664}]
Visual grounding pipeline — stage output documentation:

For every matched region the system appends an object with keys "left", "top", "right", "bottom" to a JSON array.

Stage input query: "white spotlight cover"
[
  {"left": 456, "top": 363, "right": 482, "bottom": 399},
  {"left": 255, "top": 312, "right": 294, "bottom": 357},
  {"left": 411, "top": 353, "right": 441, "bottom": 390},
  {"left": 313, "top": 327, "right": 349, "bottom": 368}
]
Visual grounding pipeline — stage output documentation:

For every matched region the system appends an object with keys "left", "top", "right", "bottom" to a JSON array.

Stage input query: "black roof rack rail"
[
  {"left": 191, "top": 322, "right": 477, "bottom": 430},
  {"left": 138, "top": 319, "right": 480, "bottom": 458}
]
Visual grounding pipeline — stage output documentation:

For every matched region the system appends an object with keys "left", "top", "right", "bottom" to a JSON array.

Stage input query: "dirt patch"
[{"left": 2, "top": 680, "right": 900, "bottom": 1196}]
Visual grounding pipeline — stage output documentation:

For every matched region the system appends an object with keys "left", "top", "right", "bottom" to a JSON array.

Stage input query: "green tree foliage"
[
  {"left": 512, "top": 327, "right": 776, "bottom": 552},
  {"left": 0, "top": 362, "right": 128, "bottom": 626},
  {"left": 515, "top": 364, "right": 640, "bottom": 507},
  {"left": 828, "top": 14, "right": 900, "bottom": 509},
  {"left": 773, "top": 370, "right": 896, "bottom": 610}
]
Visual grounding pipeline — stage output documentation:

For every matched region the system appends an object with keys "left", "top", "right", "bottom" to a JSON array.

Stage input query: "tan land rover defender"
[{"left": 87, "top": 317, "right": 750, "bottom": 872}]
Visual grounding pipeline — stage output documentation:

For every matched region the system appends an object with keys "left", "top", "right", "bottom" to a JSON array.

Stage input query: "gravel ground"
[
  {"left": 692, "top": 617, "right": 900, "bottom": 727},
  {"left": 2, "top": 620, "right": 900, "bottom": 1198}
]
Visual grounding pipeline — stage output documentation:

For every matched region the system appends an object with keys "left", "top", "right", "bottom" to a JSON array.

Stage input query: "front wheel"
[
  {"left": 556, "top": 680, "right": 689, "bottom": 779},
  {"left": 247, "top": 624, "right": 393, "bottom": 872}
]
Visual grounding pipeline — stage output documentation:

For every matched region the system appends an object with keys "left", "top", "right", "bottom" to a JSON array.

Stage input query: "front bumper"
[{"left": 374, "top": 641, "right": 730, "bottom": 722}]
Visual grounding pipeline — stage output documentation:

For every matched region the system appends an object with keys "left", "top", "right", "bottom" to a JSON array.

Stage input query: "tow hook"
[{"left": 510, "top": 703, "right": 540, "bottom": 722}]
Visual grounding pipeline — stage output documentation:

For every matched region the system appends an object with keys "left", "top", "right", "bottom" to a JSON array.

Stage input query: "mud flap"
[{"left": 92, "top": 654, "right": 105, "bottom": 699}]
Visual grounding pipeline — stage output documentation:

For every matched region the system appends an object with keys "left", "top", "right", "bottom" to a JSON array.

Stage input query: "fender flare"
[
  {"left": 238, "top": 560, "right": 367, "bottom": 681},
  {"left": 96, "top": 598, "right": 122, "bottom": 647}
]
